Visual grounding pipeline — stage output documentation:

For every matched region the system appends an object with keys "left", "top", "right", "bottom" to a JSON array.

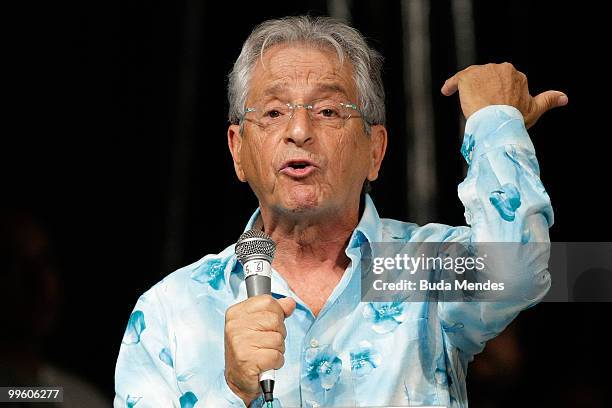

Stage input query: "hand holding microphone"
[{"left": 224, "top": 230, "right": 296, "bottom": 406}]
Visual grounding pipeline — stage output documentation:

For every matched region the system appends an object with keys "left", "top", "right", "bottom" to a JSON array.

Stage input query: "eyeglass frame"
[{"left": 237, "top": 98, "right": 373, "bottom": 133}]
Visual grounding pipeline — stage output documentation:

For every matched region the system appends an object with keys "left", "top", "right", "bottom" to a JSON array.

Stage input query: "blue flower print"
[
  {"left": 304, "top": 344, "right": 343, "bottom": 391},
  {"left": 489, "top": 182, "right": 522, "bottom": 221},
  {"left": 190, "top": 258, "right": 225, "bottom": 290},
  {"left": 179, "top": 391, "right": 198, "bottom": 408},
  {"left": 461, "top": 133, "right": 475, "bottom": 164},
  {"left": 350, "top": 340, "right": 381, "bottom": 378},
  {"left": 122, "top": 310, "right": 146, "bottom": 345},
  {"left": 158, "top": 347, "right": 173, "bottom": 367},
  {"left": 363, "top": 301, "right": 410, "bottom": 334},
  {"left": 126, "top": 395, "right": 141, "bottom": 407}
]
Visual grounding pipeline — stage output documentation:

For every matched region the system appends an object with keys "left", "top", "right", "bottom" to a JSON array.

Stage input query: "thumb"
[
  {"left": 277, "top": 297, "right": 297, "bottom": 318},
  {"left": 533, "top": 90, "right": 569, "bottom": 115}
]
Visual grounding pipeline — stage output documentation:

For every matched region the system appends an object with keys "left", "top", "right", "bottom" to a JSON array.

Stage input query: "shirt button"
[{"left": 310, "top": 338, "right": 319, "bottom": 348}]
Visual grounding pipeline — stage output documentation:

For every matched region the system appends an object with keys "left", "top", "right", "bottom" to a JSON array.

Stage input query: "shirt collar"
[{"left": 223, "top": 193, "right": 383, "bottom": 287}]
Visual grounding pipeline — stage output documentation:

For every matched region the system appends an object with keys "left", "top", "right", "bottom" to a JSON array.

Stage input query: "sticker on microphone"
[{"left": 244, "top": 259, "right": 272, "bottom": 279}]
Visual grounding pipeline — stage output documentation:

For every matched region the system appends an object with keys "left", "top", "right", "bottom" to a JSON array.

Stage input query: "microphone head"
[{"left": 235, "top": 229, "right": 276, "bottom": 264}]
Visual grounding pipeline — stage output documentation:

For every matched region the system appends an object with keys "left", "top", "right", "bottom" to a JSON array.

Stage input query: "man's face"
[{"left": 228, "top": 43, "right": 386, "bottom": 217}]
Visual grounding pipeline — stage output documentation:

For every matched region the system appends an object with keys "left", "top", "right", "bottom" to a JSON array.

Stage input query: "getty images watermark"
[{"left": 360, "top": 242, "right": 612, "bottom": 302}]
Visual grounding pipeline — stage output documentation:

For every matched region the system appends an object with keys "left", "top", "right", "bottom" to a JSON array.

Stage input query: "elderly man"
[{"left": 114, "top": 16, "right": 567, "bottom": 408}]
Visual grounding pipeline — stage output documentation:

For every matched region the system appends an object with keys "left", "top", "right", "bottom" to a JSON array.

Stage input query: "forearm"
[{"left": 437, "top": 104, "right": 553, "bottom": 357}]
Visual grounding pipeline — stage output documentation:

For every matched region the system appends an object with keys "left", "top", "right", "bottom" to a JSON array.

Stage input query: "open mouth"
[
  {"left": 288, "top": 162, "right": 309, "bottom": 169},
  {"left": 280, "top": 159, "right": 318, "bottom": 178}
]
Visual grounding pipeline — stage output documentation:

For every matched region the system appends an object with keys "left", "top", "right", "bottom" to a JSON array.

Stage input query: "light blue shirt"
[{"left": 114, "top": 105, "right": 553, "bottom": 408}]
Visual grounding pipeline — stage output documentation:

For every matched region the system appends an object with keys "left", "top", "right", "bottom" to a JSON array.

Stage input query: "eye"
[
  {"left": 319, "top": 108, "right": 340, "bottom": 118},
  {"left": 264, "top": 109, "right": 283, "bottom": 119}
]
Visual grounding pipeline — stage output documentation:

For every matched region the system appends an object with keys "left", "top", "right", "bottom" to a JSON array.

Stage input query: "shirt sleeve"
[
  {"left": 436, "top": 104, "right": 553, "bottom": 359},
  {"left": 114, "top": 284, "right": 262, "bottom": 408}
]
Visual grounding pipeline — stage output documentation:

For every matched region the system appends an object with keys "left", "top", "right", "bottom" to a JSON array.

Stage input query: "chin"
[{"left": 281, "top": 185, "right": 324, "bottom": 213}]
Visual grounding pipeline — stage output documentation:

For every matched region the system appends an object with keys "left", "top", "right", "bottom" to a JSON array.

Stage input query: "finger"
[
  {"left": 256, "top": 349, "right": 285, "bottom": 371},
  {"left": 253, "top": 331, "right": 286, "bottom": 354},
  {"left": 533, "top": 90, "right": 569, "bottom": 115},
  {"left": 527, "top": 91, "right": 568, "bottom": 128},
  {"left": 441, "top": 73, "right": 460, "bottom": 96},
  {"left": 277, "top": 297, "right": 296, "bottom": 318},
  {"left": 243, "top": 294, "right": 284, "bottom": 315},
  {"left": 248, "top": 310, "right": 286, "bottom": 336}
]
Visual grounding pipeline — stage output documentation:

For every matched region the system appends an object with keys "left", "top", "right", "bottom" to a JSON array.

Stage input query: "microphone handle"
[
  {"left": 245, "top": 272, "right": 275, "bottom": 403},
  {"left": 246, "top": 273, "right": 271, "bottom": 297}
]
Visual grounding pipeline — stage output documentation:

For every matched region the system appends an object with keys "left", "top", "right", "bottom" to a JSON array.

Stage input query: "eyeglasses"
[{"left": 240, "top": 98, "right": 369, "bottom": 131}]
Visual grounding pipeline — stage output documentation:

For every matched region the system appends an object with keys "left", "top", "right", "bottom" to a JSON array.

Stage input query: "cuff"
[{"left": 461, "top": 105, "right": 536, "bottom": 165}]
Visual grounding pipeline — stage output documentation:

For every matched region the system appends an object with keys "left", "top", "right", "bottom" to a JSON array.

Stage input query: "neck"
[{"left": 258, "top": 199, "right": 363, "bottom": 279}]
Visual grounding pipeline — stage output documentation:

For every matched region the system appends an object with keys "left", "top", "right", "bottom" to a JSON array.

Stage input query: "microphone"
[{"left": 235, "top": 229, "right": 277, "bottom": 405}]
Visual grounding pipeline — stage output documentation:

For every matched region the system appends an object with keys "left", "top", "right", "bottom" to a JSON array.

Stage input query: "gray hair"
[{"left": 227, "top": 15, "right": 386, "bottom": 132}]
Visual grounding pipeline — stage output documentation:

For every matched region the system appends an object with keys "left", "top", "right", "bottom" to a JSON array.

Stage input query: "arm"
[
  {"left": 436, "top": 62, "right": 567, "bottom": 358},
  {"left": 437, "top": 104, "right": 553, "bottom": 358}
]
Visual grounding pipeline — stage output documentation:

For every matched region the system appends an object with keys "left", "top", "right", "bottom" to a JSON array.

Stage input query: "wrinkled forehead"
[{"left": 247, "top": 43, "right": 358, "bottom": 104}]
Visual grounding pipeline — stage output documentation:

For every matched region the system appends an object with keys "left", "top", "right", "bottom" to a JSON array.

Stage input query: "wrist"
[{"left": 225, "top": 371, "right": 259, "bottom": 407}]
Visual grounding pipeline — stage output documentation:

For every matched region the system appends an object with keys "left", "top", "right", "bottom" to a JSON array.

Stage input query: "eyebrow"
[{"left": 261, "top": 83, "right": 351, "bottom": 99}]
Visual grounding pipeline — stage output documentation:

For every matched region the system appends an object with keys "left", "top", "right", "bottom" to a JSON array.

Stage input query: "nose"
[{"left": 283, "top": 106, "right": 314, "bottom": 147}]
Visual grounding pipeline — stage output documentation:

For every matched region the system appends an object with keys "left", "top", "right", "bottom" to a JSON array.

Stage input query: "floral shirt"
[{"left": 114, "top": 105, "right": 553, "bottom": 408}]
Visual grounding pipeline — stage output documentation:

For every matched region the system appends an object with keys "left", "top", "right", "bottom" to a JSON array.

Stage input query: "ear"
[
  {"left": 227, "top": 124, "right": 247, "bottom": 182},
  {"left": 367, "top": 125, "right": 388, "bottom": 181}
]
